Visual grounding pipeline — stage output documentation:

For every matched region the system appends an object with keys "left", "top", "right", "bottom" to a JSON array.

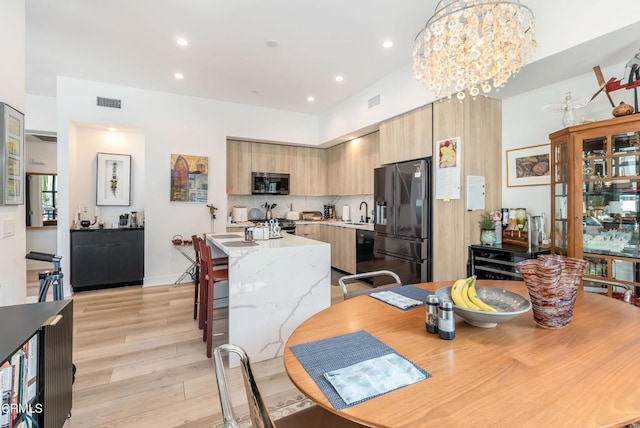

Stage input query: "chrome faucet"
[{"left": 359, "top": 201, "right": 369, "bottom": 223}]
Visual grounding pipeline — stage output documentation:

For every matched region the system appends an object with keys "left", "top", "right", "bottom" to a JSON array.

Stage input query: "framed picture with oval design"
[
  {"left": 0, "top": 103, "right": 25, "bottom": 205},
  {"left": 506, "top": 144, "right": 551, "bottom": 187},
  {"left": 96, "top": 152, "right": 131, "bottom": 206}
]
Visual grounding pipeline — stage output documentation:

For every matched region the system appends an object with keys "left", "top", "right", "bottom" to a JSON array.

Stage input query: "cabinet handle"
[{"left": 42, "top": 314, "right": 63, "bottom": 326}]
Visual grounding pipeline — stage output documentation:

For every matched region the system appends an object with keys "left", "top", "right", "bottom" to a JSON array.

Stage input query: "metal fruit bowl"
[{"left": 435, "top": 286, "right": 532, "bottom": 328}]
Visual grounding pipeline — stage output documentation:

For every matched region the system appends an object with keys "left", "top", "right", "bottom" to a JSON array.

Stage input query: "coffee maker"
[
  {"left": 130, "top": 211, "right": 139, "bottom": 228},
  {"left": 118, "top": 213, "right": 129, "bottom": 227}
]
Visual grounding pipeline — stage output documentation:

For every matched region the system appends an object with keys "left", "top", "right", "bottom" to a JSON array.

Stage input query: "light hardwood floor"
[{"left": 27, "top": 269, "right": 371, "bottom": 427}]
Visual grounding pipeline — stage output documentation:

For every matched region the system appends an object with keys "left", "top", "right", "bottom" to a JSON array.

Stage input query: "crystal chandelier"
[{"left": 413, "top": 0, "right": 536, "bottom": 100}]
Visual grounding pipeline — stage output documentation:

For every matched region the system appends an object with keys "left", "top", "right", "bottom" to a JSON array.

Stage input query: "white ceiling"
[
  {"left": 25, "top": 1, "right": 640, "bottom": 116},
  {"left": 26, "top": 0, "right": 438, "bottom": 115}
]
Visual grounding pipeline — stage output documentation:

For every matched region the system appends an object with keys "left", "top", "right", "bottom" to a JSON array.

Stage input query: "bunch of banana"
[{"left": 450, "top": 276, "right": 497, "bottom": 312}]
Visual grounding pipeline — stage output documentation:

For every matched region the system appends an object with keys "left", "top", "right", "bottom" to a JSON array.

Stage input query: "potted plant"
[{"left": 479, "top": 211, "right": 497, "bottom": 245}]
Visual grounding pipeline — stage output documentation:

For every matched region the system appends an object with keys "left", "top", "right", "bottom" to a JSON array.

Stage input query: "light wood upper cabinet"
[
  {"left": 326, "top": 143, "right": 345, "bottom": 196},
  {"left": 328, "top": 132, "right": 379, "bottom": 196},
  {"left": 307, "top": 148, "right": 327, "bottom": 196},
  {"left": 288, "top": 146, "right": 308, "bottom": 195},
  {"left": 227, "top": 140, "right": 252, "bottom": 195},
  {"left": 250, "top": 143, "right": 291, "bottom": 174},
  {"left": 379, "top": 104, "right": 432, "bottom": 165}
]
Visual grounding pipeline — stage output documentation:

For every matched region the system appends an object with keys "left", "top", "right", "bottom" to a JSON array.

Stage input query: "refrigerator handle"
[{"left": 376, "top": 201, "right": 387, "bottom": 225}]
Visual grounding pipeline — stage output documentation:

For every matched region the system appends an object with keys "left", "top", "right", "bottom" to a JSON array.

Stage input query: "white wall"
[
  {"left": 318, "top": 2, "right": 640, "bottom": 143},
  {"left": 73, "top": 125, "right": 145, "bottom": 227},
  {"left": 56, "top": 78, "right": 318, "bottom": 291},
  {"left": 0, "top": 0, "right": 26, "bottom": 306},
  {"left": 25, "top": 95, "right": 56, "bottom": 133},
  {"left": 502, "top": 61, "right": 635, "bottom": 232}
]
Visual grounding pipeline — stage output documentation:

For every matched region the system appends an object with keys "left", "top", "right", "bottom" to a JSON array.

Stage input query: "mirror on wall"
[{"left": 26, "top": 173, "right": 58, "bottom": 227}]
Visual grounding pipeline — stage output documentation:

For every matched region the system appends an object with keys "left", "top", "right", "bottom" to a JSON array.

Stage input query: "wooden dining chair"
[
  {"left": 191, "top": 235, "right": 202, "bottom": 320},
  {"left": 194, "top": 236, "right": 228, "bottom": 330},
  {"left": 338, "top": 270, "right": 402, "bottom": 300},
  {"left": 199, "top": 240, "right": 229, "bottom": 358},
  {"left": 213, "top": 344, "right": 367, "bottom": 428}
]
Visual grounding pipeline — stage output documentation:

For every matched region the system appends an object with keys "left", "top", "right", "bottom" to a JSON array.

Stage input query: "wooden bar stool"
[
  {"left": 198, "top": 240, "right": 229, "bottom": 358},
  {"left": 194, "top": 236, "right": 228, "bottom": 330}
]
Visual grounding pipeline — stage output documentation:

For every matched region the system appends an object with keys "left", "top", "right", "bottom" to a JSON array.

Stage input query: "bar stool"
[
  {"left": 193, "top": 236, "right": 228, "bottom": 330},
  {"left": 198, "top": 240, "right": 229, "bottom": 358}
]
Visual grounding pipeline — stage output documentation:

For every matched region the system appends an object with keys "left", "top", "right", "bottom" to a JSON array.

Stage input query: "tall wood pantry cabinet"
[{"left": 549, "top": 114, "right": 640, "bottom": 296}]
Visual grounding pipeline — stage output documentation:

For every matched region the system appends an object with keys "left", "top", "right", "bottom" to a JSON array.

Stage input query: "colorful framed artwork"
[
  {"left": 170, "top": 154, "right": 208, "bottom": 203},
  {"left": 0, "top": 103, "right": 25, "bottom": 205},
  {"left": 506, "top": 144, "right": 551, "bottom": 187},
  {"left": 96, "top": 152, "right": 131, "bottom": 206}
]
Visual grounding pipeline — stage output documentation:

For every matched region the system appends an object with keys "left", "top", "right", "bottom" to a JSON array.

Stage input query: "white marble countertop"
[
  {"left": 295, "top": 220, "right": 374, "bottom": 230},
  {"left": 225, "top": 220, "right": 374, "bottom": 231},
  {"left": 207, "top": 231, "right": 327, "bottom": 256}
]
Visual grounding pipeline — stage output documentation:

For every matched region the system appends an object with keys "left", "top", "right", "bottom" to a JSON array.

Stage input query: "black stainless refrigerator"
[{"left": 372, "top": 158, "right": 431, "bottom": 286}]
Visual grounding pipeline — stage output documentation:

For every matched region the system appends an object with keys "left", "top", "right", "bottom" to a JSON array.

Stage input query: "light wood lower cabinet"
[
  {"left": 297, "top": 224, "right": 321, "bottom": 241},
  {"left": 327, "top": 226, "right": 356, "bottom": 273}
]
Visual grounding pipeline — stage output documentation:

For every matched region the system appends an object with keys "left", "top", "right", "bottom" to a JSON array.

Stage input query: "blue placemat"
[
  {"left": 289, "top": 330, "right": 431, "bottom": 410},
  {"left": 370, "top": 285, "right": 433, "bottom": 310}
]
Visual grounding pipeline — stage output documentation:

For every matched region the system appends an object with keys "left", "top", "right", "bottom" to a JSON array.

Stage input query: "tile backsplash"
[{"left": 228, "top": 194, "right": 374, "bottom": 221}]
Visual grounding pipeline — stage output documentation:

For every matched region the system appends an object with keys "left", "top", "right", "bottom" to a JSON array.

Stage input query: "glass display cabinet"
[{"left": 550, "top": 115, "right": 640, "bottom": 297}]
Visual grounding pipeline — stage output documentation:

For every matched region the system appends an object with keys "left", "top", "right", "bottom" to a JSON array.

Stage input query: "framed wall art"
[
  {"left": 0, "top": 103, "right": 25, "bottom": 205},
  {"left": 96, "top": 152, "right": 131, "bottom": 206},
  {"left": 170, "top": 153, "right": 208, "bottom": 203},
  {"left": 506, "top": 144, "right": 551, "bottom": 187}
]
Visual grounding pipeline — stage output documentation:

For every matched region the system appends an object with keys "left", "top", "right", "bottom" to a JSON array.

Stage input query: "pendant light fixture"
[{"left": 413, "top": 0, "right": 536, "bottom": 100}]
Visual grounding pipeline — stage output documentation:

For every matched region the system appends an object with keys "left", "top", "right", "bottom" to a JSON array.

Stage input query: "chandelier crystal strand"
[{"left": 413, "top": 0, "right": 536, "bottom": 100}]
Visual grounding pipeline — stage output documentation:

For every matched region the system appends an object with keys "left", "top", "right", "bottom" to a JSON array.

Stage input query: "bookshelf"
[{"left": 0, "top": 300, "right": 72, "bottom": 428}]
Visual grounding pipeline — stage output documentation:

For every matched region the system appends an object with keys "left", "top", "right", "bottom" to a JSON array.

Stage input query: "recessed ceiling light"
[
  {"left": 307, "top": 96, "right": 315, "bottom": 102},
  {"left": 174, "top": 72, "right": 184, "bottom": 80},
  {"left": 107, "top": 127, "right": 117, "bottom": 132},
  {"left": 176, "top": 37, "right": 188, "bottom": 47},
  {"left": 335, "top": 75, "right": 344, "bottom": 83},
  {"left": 265, "top": 40, "right": 279, "bottom": 48},
  {"left": 383, "top": 40, "right": 394, "bottom": 48}
]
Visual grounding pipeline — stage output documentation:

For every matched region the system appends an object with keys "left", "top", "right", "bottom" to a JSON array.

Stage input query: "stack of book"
[{"left": 0, "top": 335, "right": 38, "bottom": 428}]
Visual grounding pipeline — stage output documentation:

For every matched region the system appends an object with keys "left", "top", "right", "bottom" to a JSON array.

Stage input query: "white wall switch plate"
[{"left": 2, "top": 218, "right": 15, "bottom": 238}]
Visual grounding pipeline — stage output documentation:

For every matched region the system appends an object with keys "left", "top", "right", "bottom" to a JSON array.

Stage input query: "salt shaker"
[
  {"left": 438, "top": 300, "right": 455, "bottom": 340},
  {"left": 426, "top": 295, "right": 439, "bottom": 334}
]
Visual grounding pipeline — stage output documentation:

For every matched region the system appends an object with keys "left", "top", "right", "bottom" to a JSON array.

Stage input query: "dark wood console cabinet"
[
  {"left": 468, "top": 244, "right": 549, "bottom": 280},
  {"left": 70, "top": 228, "right": 144, "bottom": 291},
  {"left": 1, "top": 300, "right": 73, "bottom": 428}
]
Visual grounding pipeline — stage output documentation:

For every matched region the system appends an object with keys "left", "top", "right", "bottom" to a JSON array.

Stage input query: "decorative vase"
[
  {"left": 517, "top": 255, "right": 586, "bottom": 329},
  {"left": 480, "top": 229, "right": 497, "bottom": 245}
]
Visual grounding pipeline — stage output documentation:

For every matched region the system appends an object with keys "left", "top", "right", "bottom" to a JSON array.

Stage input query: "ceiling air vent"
[
  {"left": 368, "top": 94, "right": 380, "bottom": 109},
  {"left": 96, "top": 96, "right": 122, "bottom": 109}
]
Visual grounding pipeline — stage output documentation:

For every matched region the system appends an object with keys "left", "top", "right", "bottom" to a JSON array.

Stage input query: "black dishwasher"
[{"left": 356, "top": 229, "right": 375, "bottom": 276}]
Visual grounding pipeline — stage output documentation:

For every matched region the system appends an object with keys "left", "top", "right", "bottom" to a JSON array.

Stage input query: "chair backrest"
[
  {"left": 198, "top": 239, "right": 211, "bottom": 282},
  {"left": 213, "top": 344, "right": 276, "bottom": 428},
  {"left": 338, "top": 270, "right": 402, "bottom": 300},
  {"left": 192, "top": 235, "right": 202, "bottom": 261}
]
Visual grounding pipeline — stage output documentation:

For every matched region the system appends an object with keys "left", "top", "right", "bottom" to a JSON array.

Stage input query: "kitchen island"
[{"left": 206, "top": 232, "right": 330, "bottom": 365}]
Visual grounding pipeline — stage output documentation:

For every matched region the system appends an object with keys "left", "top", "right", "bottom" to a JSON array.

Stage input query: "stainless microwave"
[{"left": 252, "top": 172, "right": 290, "bottom": 195}]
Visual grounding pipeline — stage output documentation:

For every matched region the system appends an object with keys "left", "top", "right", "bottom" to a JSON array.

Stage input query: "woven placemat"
[{"left": 289, "top": 330, "right": 431, "bottom": 410}]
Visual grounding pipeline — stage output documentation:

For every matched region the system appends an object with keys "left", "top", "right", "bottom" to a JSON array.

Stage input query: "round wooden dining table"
[{"left": 283, "top": 280, "right": 640, "bottom": 428}]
